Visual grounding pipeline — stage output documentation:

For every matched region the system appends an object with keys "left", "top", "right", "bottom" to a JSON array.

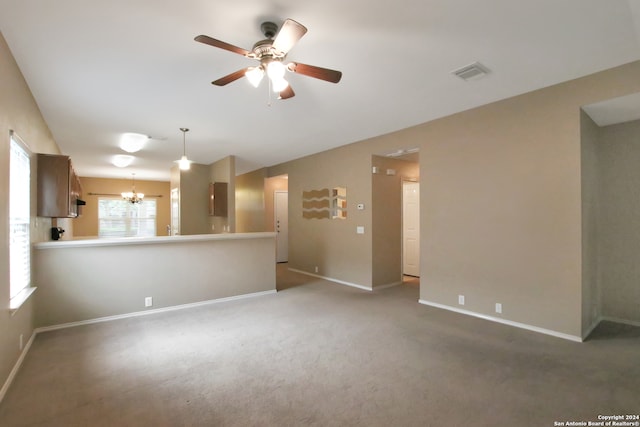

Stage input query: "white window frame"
[
  {"left": 9, "top": 131, "right": 36, "bottom": 312},
  {"left": 98, "top": 197, "right": 157, "bottom": 238}
]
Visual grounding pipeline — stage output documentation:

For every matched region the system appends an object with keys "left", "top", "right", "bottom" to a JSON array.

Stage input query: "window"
[
  {"left": 9, "top": 132, "right": 31, "bottom": 301},
  {"left": 98, "top": 197, "right": 157, "bottom": 237}
]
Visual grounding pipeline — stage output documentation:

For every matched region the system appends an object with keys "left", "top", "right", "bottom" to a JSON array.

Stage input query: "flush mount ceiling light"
[
  {"left": 120, "top": 133, "right": 148, "bottom": 153},
  {"left": 176, "top": 128, "right": 192, "bottom": 171},
  {"left": 112, "top": 154, "right": 134, "bottom": 168},
  {"left": 122, "top": 173, "right": 144, "bottom": 204}
]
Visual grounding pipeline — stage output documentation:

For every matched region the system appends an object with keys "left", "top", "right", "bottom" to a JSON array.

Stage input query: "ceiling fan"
[{"left": 195, "top": 19, "right": 342, "bottom": 100}]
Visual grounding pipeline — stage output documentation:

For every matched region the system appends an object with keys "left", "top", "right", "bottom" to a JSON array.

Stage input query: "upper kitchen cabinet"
[
  {"left": 209, "top": 182, "right": 228, "bottom": 217},
  {"left": 37, "top": 154, "right": 84, "bottom": 218}
]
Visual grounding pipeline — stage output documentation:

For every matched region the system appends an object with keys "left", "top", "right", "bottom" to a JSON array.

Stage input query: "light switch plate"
[
  {"left": 356, "top": 226, "right": 365, "bottom": 234},
  {"left": 357, "top": 203, "right": 365, "bottom": 210}
]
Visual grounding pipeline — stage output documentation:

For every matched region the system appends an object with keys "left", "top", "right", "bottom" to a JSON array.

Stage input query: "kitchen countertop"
[{"left": 34, "top": 232, "right": 277, "bottom": 249}]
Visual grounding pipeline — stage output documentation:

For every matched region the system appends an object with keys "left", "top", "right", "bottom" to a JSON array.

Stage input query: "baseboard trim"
[
  {"left": 373, "top": 281, "right": 403, "bottom": 290},
  {"left": 418, "top": 299, "right": 583, "bottom": 342},
  {"left": 601, "top": 316, "right": 640, "bottom": 328},
  {"left": 0, "top": 331, "right": 36, "bottom": 404},
  {"left": 35, "top": 289, "right": 277, "bottom": 334},
  {"left": 582, "top": 316, "right": 603, "bottom": 340},
  {"left": 288, "top": 268, "right": 372, "bottom": 291}
]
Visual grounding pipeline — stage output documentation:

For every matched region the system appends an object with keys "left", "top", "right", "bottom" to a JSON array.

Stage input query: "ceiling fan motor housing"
[
  {"left": 250, "top": 22, "right": 287, "bottom": 60},
  {"left": 261, "top": 21, "right": 278, "bottom": 39},
  {"left": 251, "top": 39, "right": 281, "bottom": 59}
]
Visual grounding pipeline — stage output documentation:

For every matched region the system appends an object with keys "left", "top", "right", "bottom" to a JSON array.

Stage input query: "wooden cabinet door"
[
  {"left": 37, "top": 154, "right": 71, "bottom": 217},
  {"left": 37, "top": 154, "right": 83, "bottom": 218},
  {"left": 208, "top": 182, "right": 228, "bottom": 217}
]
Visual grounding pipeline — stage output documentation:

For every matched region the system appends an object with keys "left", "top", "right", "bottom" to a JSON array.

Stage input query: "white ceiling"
[
  {"left": 583, "top": 92, "right": 640, "bottom": 127},
  {"left": 1, "top": 0, "right": 639, "bottom": 180}
]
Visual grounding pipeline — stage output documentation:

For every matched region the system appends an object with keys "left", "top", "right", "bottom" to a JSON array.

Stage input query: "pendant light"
[{"left": 176, "top": 127, "right": 191, "bottom": 170}]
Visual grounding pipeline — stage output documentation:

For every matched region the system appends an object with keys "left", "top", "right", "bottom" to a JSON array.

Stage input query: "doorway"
[
  {"left": 402, "top": 180, "right": 420, "bottom": 277},
  {"left": 275, "top": 190, "right": 289, "bottom": 263},
  {"left": 170, "top": 188, "right": 179, "bottom": 236}
]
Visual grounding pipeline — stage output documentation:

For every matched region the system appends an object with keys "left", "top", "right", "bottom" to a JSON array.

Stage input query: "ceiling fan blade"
[
  {"left": 212, "top": 68, "right": 250, "bottom": 86},
  {"left": 287, "top": 62, "right": 342, "bottom": 83},
  {"left": 279, "top": 85, "right": 295, "bottom": 100},
  {"left": 195, "top": 35, "right": 250, "bottom": 56},
  {"left": 272, "top": 19, "right": 307, "bottom": 54}
]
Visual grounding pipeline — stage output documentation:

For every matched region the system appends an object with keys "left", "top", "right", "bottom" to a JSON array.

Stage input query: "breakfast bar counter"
[{"left": 33, "top": 232, "right": 277, "bottom": 329}]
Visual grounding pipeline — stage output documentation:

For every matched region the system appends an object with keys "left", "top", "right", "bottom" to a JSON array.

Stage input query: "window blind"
[
  {"left": 9, "top": 135, "right": 31, "bottom": 299},
  {"left": 98, "top": 197, "right": 157, "bottom": 238}
]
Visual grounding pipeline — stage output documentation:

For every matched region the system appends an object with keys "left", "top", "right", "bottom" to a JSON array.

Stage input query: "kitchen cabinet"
[{"left": 37, "top": 154, "right": 84, "bottom": 218}]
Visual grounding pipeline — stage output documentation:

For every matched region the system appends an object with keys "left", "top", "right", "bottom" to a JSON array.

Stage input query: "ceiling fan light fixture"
[
  {"left": 195, "top": 18, "right": 342, "bottom": 101},
  {"left": 267, "top": 61, "right": 286, "bottom": 80},
  {"left": 246, "top": 66, "right": 264, "bottom": 87},
  {"left": 271, "top": 77, "right": 289, "bottom": 93}
]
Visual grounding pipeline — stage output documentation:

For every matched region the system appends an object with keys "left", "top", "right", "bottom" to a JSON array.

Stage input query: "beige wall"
[
  {"left": 179, "top": 163, "right": 212, "bottom": 235},
  {"left": 417, "top": 62, "right": 640, "bottom": 339},
  {"left": 597, "top": 118, "right": 640, "bottom": 324},
  {"left": 169, "top": 156, "right": 236, "bottom": 236},
  {"left": 73, "top": 177, "right": 171, "bottom": 237},
  {"left": 372, "top": 156, "right": 419, "bottom": 287},
  {"left": 209, "top": 156, "right": 236, "bottom": 233},
  {"left": 269, "top": 60, "right": 640, "bottom": 338},
  {"left": 0, "top": 32, "right": 61, "bottom": 395},
  {"left": 269, "top": 143, "right": 375, "bottom": 286},
  {"left": 235, "top": 168, "right": 266, "bottom": 233},
  {"left": 33, "top": 235, "right": 276, "bottom": 327},
  {"left": 580, "top": 111, "right": 601, "bottom": 334}
]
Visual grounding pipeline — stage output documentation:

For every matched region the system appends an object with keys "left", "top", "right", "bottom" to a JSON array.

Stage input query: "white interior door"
[
  {"left": 275, "top": 191, "right": 289, "bottom": 263},
  {"left": 403, "top": 181, "right": 420, "bottom": 276}
]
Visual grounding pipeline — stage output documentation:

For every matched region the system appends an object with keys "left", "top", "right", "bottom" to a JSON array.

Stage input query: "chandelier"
[{"left": 122, "top": 173, "right": 144, "bottom": 204}]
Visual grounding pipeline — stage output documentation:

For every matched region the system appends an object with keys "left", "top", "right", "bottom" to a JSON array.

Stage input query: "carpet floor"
[{"left": 0, "top": 265, "right": 638, "bottom": 426}]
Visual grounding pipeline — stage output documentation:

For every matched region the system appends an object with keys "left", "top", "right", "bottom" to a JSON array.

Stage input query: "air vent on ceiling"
[{"left": 451, "top": 62, "right": 490, "bottom": 81}]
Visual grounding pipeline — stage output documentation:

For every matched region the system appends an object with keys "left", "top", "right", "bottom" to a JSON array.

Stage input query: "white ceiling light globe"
[
  {"left": 267, "top": 61, "right": 286, "bottom": 80},
  {"left": 112, "top": 154, "right": 134, "bottom": 168},
  {"left": 120, "top": 133, "right": 148, "bottom": 153}
]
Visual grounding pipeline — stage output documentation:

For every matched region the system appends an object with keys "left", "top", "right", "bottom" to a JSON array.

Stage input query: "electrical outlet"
[
  {"left": 495, "top": 303, "right": 502, "bottom": 314},
  {"left": 315, "top": 266, "right": 319, "bottom": 273},
  {"left": 19, "top": 334, "right": 23, "bottom": 351},
  {"left": 458, "top": 295, "right": 465, "bottom": 305},
  {"left": 145, "top": 297, "right": 153, "bottom": 307}
]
